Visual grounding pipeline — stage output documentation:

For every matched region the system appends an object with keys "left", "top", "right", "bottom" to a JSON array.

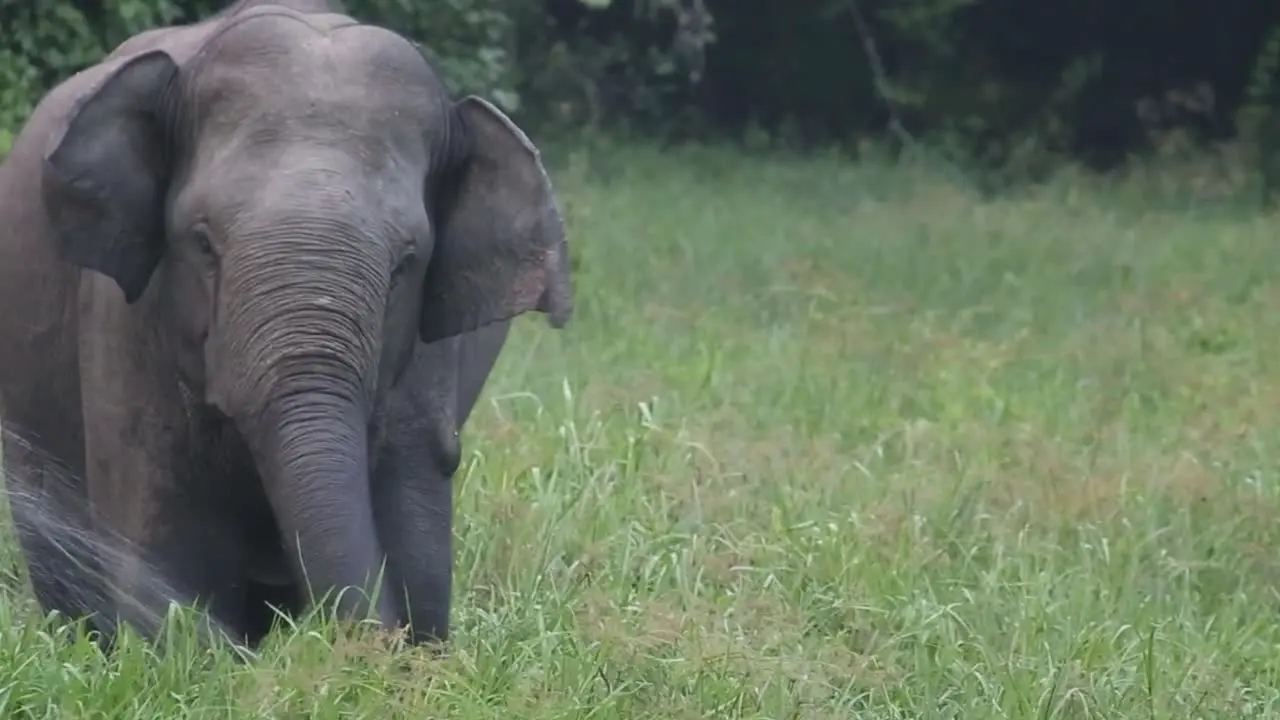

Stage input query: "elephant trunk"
[
  {"left": 210, "top": 209, "right": 399, "bottom": 628},
  {"left": 254, "top": 385, "right": 398, "bottom": 626}
]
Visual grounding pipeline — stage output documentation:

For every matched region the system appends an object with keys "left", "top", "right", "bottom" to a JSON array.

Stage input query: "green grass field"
[{"left": 3, "top": 142, "right": 1280, "bottom": 717}]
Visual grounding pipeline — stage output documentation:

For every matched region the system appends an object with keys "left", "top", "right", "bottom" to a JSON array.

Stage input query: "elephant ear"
[
  {"left": 418, "top": 96, "right": 573, "bottom": 344},
  {"left": 41, "top": 50, "right": 178, "bottom": 304}
]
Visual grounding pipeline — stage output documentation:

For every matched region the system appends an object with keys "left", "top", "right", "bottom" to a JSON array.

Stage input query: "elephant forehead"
[{"left": 186, "top": 13, "right": 450, "bottom": 144}]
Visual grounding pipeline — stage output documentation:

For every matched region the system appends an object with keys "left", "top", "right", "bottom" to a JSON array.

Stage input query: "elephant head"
[{"left": 38, "top": 9, "right": 571, "bottom": 628}]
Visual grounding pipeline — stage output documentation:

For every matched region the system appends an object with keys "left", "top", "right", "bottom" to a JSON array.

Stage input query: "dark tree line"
[{"left": 3, "top": 0, "right": 1280, "bottom": 175}]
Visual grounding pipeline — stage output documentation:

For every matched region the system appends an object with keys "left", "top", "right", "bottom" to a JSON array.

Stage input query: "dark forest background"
[{"left": 4, "top": 0, "right": 1280, "bottom": 193}]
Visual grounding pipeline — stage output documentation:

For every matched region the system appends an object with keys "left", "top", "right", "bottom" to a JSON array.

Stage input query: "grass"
[{"left": 4, "top": 139, "right": 1280, "bottom": 717}]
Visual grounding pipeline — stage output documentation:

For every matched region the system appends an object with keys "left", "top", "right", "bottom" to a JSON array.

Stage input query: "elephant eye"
[
  {"left": 191, "top": 223, "right": 215, "bottom": 257},
  {"left": 391, "top": 252, "right": 418, "bottom": 278}
]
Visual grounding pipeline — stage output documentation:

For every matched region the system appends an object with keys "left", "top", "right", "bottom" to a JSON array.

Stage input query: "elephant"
[{"left": 0, "top": 0, "right": 572, "bottom": 649}]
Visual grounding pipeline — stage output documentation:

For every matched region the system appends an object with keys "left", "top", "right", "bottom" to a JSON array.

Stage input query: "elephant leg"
[
  {"left": 372, "top": 438, "right": 455, "bottom": 645},
  {"left": 371, "top": 343, "right": 462, "bottom": 645},
  {"left": 88, "top": 472, "right": 257, "bottom": 649},
  {"left": 79, "top": 410, "right": 258, "bottom": 648},
  {"left": 93, "top": 508, "right": 253, "bottom": 648},
  {"left": 372, "top": 457, "right": 455, "bottom": 644},
  {"left": 74, "top": 290, "right": 269, "bottom": 648}
]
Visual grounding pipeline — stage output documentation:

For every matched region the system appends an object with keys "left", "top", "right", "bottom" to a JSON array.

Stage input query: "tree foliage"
[{"left": 2, "top": 0, "right": 1280, "bottom": 174}]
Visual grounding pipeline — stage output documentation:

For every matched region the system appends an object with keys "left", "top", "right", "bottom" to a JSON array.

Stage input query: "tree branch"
[{"left": 846, "top": 0, "right": 914, "bottom": 147}]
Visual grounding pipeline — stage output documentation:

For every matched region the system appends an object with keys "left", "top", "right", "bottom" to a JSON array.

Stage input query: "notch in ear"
[
  {"left": 41, "top": 49, "right": 179, "bottom": 304},
  {"left": 418, "top": 96, "right": 574, "bottom": 344}
]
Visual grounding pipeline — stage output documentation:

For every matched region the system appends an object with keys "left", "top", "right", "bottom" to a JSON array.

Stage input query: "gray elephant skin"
[{"left": 0, "top": 0, "right": 572, "bottom": 649}]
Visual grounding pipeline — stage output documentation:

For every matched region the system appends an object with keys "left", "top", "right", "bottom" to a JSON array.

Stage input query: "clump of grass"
[{"left": 3, "top": 140, "right": 1280, "bottom": 717}]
